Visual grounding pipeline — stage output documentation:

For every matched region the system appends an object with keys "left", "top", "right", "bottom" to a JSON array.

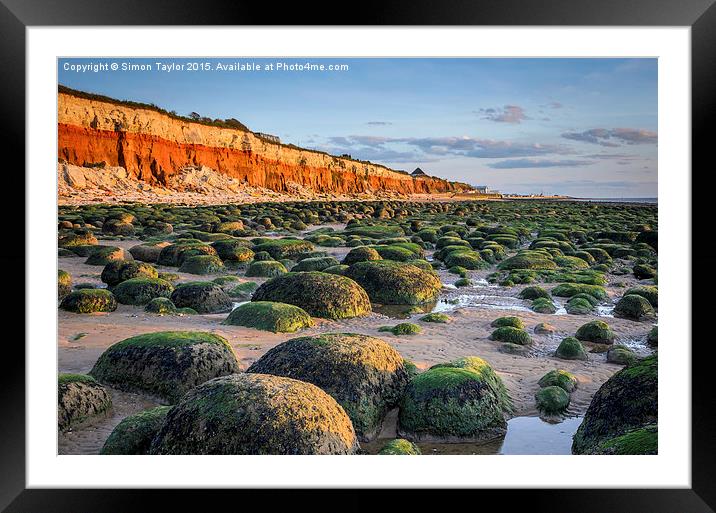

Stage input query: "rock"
[
  {"left": 149, "top": 373, "right": 359, "bottom": 454},
  {"left": 344, "top": 260, "right": 441, "bottom": 305},
  {"left": 85, "top": 246, "right": 133, "bottom": 266},
  {"left": 378, "top": 439, "right": 421, "bottom": 455},
  {"left": 101, "top": 260, "right": 158, "bottom": 287},
  {"left": 253, "top": 239, "right": 315, "bottom": 260},
  {"left": 252, "top": 272, "right": 371, "bottom": 320},
  {"left": 490, "top": 316, "right": 524, "bottom": 329},
  {"left": 624, "top": 285, "right": 658, "bottom": 308},
  {"left": 535, "top": 386, "right": 570, "bottom": 415},
  {"left": 100, "top": 406, "right": 172, "bottom": 454},
  {"left": 145, "top": 297, "right": 177, "bottom": 314},
  {"left": 519, "top": 286, "right": 551, "bottom": 300},
  {"left": 575, "top": 320, "right": 616, "bottom": 344},
  {"left": 248, "top": 333, "right": 409, "bottom": 441},
  {"left": 419, "top": 312, "right": 450, "bottom": 323},
  {"left": 89, "top": 331, "right": 241, "bottom": 403},
  {"left": 58, "top": 269, "right": 72, "bottom": 300},
  {"left": 534, "top": 322, "right": 556, "bottom": 334},
  {"left": 113, "top": 278, "right": 174, "bottom": 306},
  {"left": 342, "top": 246, "right": 382, "bottom": 265},
  {"left": 178, "top": 255, "right": 224, "bottom": 275},
  {"left": 60, "top": 289, "right": 117, "bottom": 313},
  {"left": 210, "top": 240, "right": 254, "bottom": 262},
  {"left": 490, "top": 326, "right": 532, "bottom": 345},
  {"left": 589, "top": 424, "right": 658, "bottom": 455},
  {"left": 606, "top": 344, "right": 636, "bottom": 365},
  {"left": 378, "top": 323, "right": 422, "bottom": 336},
  {"left": 572, "top": 355, "right": 657, "bottom": 454},
  {"left": 555, "top": 337, "right": 588, "bottom": 361},
  {"left": 245, "top": 260, "right": 288, "bottom": 277},
  {"left": 398, "top": 357, "right": 511, "bottom": 442},
  {"left": 647, "top": 326, "right": 658, "bottom": 346},
  {"left": 538, "top": 369, "right": 578, "bottom": 393},
  {"left": 58, "top": 374, "right": 112, "bottom": 432},
  {"left": 291, "top": 256, "right": 340, "bottom": 272},
  {"left": 58, "top": 230, "right": 97, "bottom": 248},
  {"left": 224, "top": 301, "right": 313, "bottom": 333},
  {"left": 614, "top": 294, "right": 655, "bottom": 320},
  {"left": 170, "top": 282, "right": 233, "bottom": 314}
]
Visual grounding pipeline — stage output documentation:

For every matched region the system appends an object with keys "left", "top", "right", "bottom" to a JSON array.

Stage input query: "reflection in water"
[{"left": 363, "top": 415, "right": 583, "bottom": 455}]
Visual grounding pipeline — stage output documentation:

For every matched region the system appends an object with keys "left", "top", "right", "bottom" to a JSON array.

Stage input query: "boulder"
[{"left": 58, "top": 374, "right": 112, "bottom": 432}]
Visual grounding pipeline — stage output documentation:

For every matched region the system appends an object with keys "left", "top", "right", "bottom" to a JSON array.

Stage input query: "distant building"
[
  {"left": 412, "top": 167, "right": 427, "bottom": 176},
  {"left": 474, "top": 185, "right": 489, "bottom": 194},
  {"left": 255, "top": 132, "right": 281, "bottom": 144}
]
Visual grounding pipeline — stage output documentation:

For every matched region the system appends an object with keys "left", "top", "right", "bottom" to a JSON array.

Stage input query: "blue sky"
[{"left": 58, "top": 58, "right": 657, "bottom": 197}]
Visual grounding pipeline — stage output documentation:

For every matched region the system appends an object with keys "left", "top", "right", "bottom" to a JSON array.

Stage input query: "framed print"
[{"left": 3, "top": 0, "right": 714, "bottom": 510}]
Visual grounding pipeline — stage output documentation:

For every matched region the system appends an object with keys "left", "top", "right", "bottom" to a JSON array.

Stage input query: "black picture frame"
[{"left": 2, "top": 0, "right": 711, "bottom": 511}]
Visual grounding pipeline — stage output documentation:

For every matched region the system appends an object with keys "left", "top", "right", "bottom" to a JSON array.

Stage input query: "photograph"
[{"left": 55, "top": 57, "right": 658, "bottom": 457}]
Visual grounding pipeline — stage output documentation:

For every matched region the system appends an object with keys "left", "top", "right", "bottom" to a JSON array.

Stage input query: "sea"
[{"left": 572, "top": 197, "right": 657, "bottom": 204}]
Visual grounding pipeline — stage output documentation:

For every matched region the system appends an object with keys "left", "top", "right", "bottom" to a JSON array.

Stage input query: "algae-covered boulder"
[
  {"left": 245, "top": 260, "right": 288, "bottom": 277},
  {"left": 379, "top": 323, "right": 422, "bottom": 336},
  {"left": 58, "top": 373, "right": 112, "bottom": 432},
  {"left": 101, "top": 260, "right": 158, "bottom": 287},
  {"left": 378, "top": 439, "right": 421, "bottom": 455},
  {"left": 129, "top": 242, "right": 170, "bottom": 263},
  {"left": 170, "top": 282, "right": 233, "bottom": 314},
  {"left": 647, "top": 326, "right": 658, "bottom": 346},
  {"left": 60, "top": 289, "right": 117, "bottom": 313},
  {"left": 113, "top": 278, "right": 174, "bottom": 306},
  {"left": 178, "top": 255, "right": 224, "bottom": 275},
  {"left": 490, "top": 316, "right": 524, "bottom": 329},
  {"left": 344, "top": 260, "right": 441, "bottom": 305},
  {"left": 538, "top": 369, "right": 578, "bottom": 393},
  {"left": 252, "top": 272, "right": 371, "bottom": 319},
  {"left": 342, "top": 246, "right": 382, "bottom": 265},
  {"left": 551, "top": 283, "right": 607, "bottom": 300},
  {"left": 575, "top": 320, "right": 616, "bottom": 344},
  {"left": 85, "top": 246, "right": 133, "bottom": 266},
  {"left": 534, "top": 322, "right": 556, "bottom": 334},
  {"left": 58, "top": 269, "right": 72, "bottom": 300},
  {"left": 210, "top": 240, "right": 254, "bottom": 262},
  {"left": 247, "top": 333, "right": 409, "bottom": 441},
  {"left": 572, "top": 355, "right": 657, "bottom": 454},
  {"left": 555, "top": 337, "right": 588, "bottom": 361},
  {"left": 519, "top": 286, "right": 551, "bottom": 300},
  {"left": 145, "top": 297, "right": 177, "bottom": 315},
  {"left": 100, "top": 406, "right": 172, "bottom": 455},
  {"left": 532, "top": 298, "right": 557, "bottom": 314},
  {"left": 253, "top": 239, "right": 315, "bottom": 260},
  {"left": 398, "top": 357, "right": 511, "bottom": 442},
  {"left": 590, "top": 424, "right": 658, "bottom": 455},
  {"left": 420, "top": 312, "right": 450, "bottom": 323},
  {"left": 149, "top": 373, "right": 359, "bottom": 455},
  {"left": 292, "top": 256, "right": 340, "bottom": 272},
  {"left": 59, "top": 231, "right": 98, "bottom": 248},
  {"left": 614, "top": 294, "right": 655, "bottom": 320},
  {"left": 224, "top": 301, "right": 313, "bottom": 333},
  {"left": 624, "top": 286, "right": 658, "bottom": 308},
  {"left": 606, "top": 344, "right": 637, "bottom": 365},
  {"left": 535, "top": 386, "right": 570, "bottom": 415},
  {"left": 633, "top": 263, "right": 657, "bottom": 280},
  {"left": 89, "top": 331, "right": 241, "bottom": 403},
  {"left": 490, "top": 326, "right": 532, "bottom": 345}
]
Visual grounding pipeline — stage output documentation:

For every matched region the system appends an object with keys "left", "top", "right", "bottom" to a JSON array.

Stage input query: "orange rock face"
[{"left": 57, "top": 92, "right": 468, "bottom": 196}]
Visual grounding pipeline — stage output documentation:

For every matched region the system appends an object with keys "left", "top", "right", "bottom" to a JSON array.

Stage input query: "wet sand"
[{"left": 58, "top": 237, "right": 656, "bottom": 454}]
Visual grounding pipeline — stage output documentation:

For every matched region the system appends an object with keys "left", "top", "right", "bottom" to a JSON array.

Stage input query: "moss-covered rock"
[
  {"left": 58, "top": 373, "right": 112, "bottom": 432},
  {"left": 575, "top": 320, "right": 616, "bottom": 344},
  {"left": 519, "top": 286, "right": 551, "bottom": 300},
  {"left": 58, "top": 269, "right": 72, "bottom": 300},
  {"left": 490, "top": 316, "right": 525, "bottom": 329},
  {"left": 398, "top": 357, "right": 511, "bottom": 442},
  {"left": 85, "top": 246, "right": 133, "bottom": 266},
  {"left": 534, "top": 322, "right": 556, "bottom": 334},
  {"left": 565, "top": 297, "right": 593, "bottom": 315},
  {"left": 591, "top": 424, "right": 658, "bottom": 455},
  {"left": 292, "top": 256, "right": 340, "bottom": 272},
  {"left": 170, "top": 282, "right": 233, "bottom": 314},
  {"left": 210, "top": 240, "right": 254, "bottom": 262},
  {"left": 245, "top": 260, "right": 288, "bottom": 277},
  {"left": 344, "top": 260, "right": 442, "bottom": 305},
  {"left": 129, "top": 242, "right": 170, "bottom": 263},
  {"left": 490, "top": 326, "right": 532, "bottom": 345},
  {"left": 342, "top": 246, "right": 382, "bottom": 266},
  {"left": 252, "top": 272, "right": 371, "bottom": 320},
  {"left": 535, "top": 386, "right": 570, "bottom": 415},
  {"left": 379, "top": 323, "right": 422, "bottom": 336},
  {"left": 60, "top": 289, "right": 117, "bottom": 313},
  {"left": 378, "top": 439, "right": 421, "bottom": 455},
  {"left": 253, "top": 239, "right": 315, "bottom": 260},
  {"left": 555, "top": 337, "right": 588, "bottom": 360},
  {"left": 101, "top": 260, "right": 158, "bottom": 287},
  {"left": 149, "top": 373, "right": 359, "bottom": 454},
  {"left": 616, "top": 281, "right": 652, "bottom": 302},
  {"left": 551, "top": 283, "right": 607, "bottom": 300},
  {"left": 90, "top": 331, "right": 241, "bottom": 403},
  {"left": 227, "top": 281, "right": 259, "bottom": 299},
  {"left": 532, "top": 298, "right": 557, "bottom": 314},
  {"left": 113, "top": 278, "right": 174, "bottom": 306},
  {"left": 248, "top": 333, "right": 409, "bottom": 441},
  {"left": 100, "top": 406, "right": 172, "bottom": 455},
  {"left": 225, "top": 301, "right": 313, "bottom": 333},
  {"left": 572, "top": 355, "right": 657, "bottom": 454},
  {"left": 647, "top": 326, "right": 658, "bottom": 346},
  {"left": 498, "top": 252, "right": 557, "bottom": 271},
  {"left": 633, "top": 263, "right": 657, "bottom": 280},
  {"left": 420, "top": 312, "right": 450, "bottom": 323},
  {"left": 614, "top": 294, "right": 656, "bottom": 320},
  {"left": 144, "top": 297, "right": 177, "bottom": 315},
  {"left": 178, "top": 255, "right": 224, "bottom": 275},
  {"left": 59, "top": 231, "right": 98, "bottom": 248},
  {"left": 606, "top": 344, "right": 637, "bottom": 365},
  {"left": 538, "top": 369, "right": 578, "bottom": 393}
]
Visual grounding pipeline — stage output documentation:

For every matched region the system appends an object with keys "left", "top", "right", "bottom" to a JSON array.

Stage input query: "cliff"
[{"left": 57, "top": 90, "right": 469, "bottom": 197}]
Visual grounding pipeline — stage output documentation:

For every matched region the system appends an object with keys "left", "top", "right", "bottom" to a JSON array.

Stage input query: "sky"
[{"left": 58, "top": 58, "right": 658, "bottom": 198}]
